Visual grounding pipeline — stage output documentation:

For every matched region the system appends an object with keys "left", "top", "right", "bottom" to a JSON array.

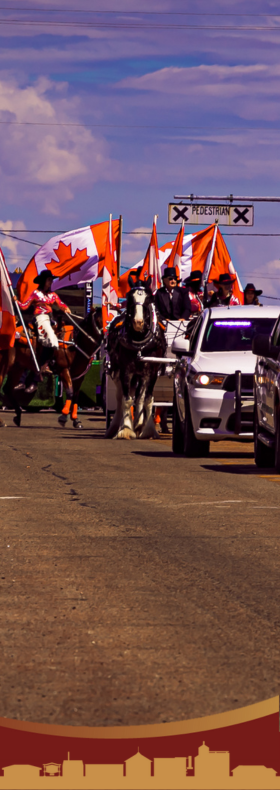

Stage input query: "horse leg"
[
  {"left": 5, "top": 369, "right": 24, "bottom": 428},
  {"left": 0, "top": 349, "right": 16, "bottom": 427},
  {"left": 71, "top": 386, "right": 82, "bottom": 430},
  {"left": 139, "top": 372, "right": 159, "bottom": 439},
  {"left": 105, "top": 373, "right": 123, "bottom": 439},
  {"left": 116, "top": 371, "right": 136, "bottom": 440},
  {"left": 134, "top": 378, "right": 147, "bottom": 437},
  {"left": 58, "top": 369, "right": 73, "bottom": 427}
]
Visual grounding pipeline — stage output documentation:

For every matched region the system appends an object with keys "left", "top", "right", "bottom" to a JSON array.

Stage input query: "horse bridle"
[{"left": 120, "top": 300, "right": 161, "bottom": 351}]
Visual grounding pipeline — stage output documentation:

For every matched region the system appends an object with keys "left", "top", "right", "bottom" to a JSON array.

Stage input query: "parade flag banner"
[
  {"left": 119, "top": 219, "right": 161, "bottom": 296},
  {"left": 120, "top": 224, "right": 244, "bottom": 303},
  {"left": 102, "top": 217, "right": 119, "bottom": 331},
  {"left": 0, "top": 249, "right": 16, "bottom": 349},
  {"left": 163, "top": 222, "right": 185, "bottom": 280},
  {"left": 160, "top": 224, "right": 244, "bottom": 303},
  {"left": 18, "top": 220, "right": 120, "bottom": 303}
]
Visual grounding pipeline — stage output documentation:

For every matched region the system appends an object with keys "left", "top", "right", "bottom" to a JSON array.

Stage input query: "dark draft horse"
[
  {"left": 106, "top": 274, "right": 166, "bottom": 439},
  {"left": 1, "top": 307, "right": 103, "bottom": 428}
]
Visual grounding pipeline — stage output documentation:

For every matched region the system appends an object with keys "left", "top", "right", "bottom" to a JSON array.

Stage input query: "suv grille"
[{"left": 223, "top": 373, "right": 254, "bottom": 394}]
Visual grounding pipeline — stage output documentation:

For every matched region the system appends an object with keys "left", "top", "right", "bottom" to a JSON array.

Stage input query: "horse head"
[
  {"left": 126, "top": 276, "right": 153, "bottom": 333},
  {"left": 88, "top": 306, "right": 103, "bottom": 340}
]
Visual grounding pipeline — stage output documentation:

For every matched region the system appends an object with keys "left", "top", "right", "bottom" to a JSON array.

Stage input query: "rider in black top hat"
[{"left": 155, "top": 267, "right": 192, "bottom": 320}]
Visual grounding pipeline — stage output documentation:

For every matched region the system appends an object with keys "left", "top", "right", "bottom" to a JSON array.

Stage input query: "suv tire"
[
  {"left": 172, "top": 392, "right": 184, "bottom": 454},
  {"left": 183, "top": 389, "right": 210, "bottom": 458},
  {"left": 254, "top": 405, "right": 274, "bottom": 468}
]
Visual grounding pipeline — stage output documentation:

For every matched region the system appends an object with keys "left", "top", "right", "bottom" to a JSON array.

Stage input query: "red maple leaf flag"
[
  {"left": 119, "top": 224, "right": 243, "bottom": 303},
  {"left": 18, "top": 220, "right": 120, "bottom": 303},
  {"left": 102, "top": 217, "right": 119, "bottom": 331},
  {"left": 0, "top": 249, "right": 16, "bottom": 349},
  {"left": 163, "top": 221, "right": 185, "bottom": 280},
  {"left": 119, "top": 217, "right": 161, "bottom": 296}
]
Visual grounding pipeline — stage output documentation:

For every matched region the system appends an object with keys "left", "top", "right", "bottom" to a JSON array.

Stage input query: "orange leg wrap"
[
  {"left": 71, "top": 403, "right": 78, "bottom": 420},
  {"left": 131, "top": 406, "right": 134, "bottom": 420},
  {"left": 62, "top": 399, "right": 71, "bottom": 416},
  {"left": 154, "top": 406, "right": 161, "bottom": 424}
]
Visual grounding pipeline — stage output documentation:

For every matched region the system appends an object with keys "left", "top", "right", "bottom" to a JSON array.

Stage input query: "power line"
[
  {"left": 2, "top": 230, "right": 280, "bottom": 251},
  {"left": 1, "top": 121, "right": 280, "bottom": 132},
  {"left": 2, "top": 8, "right": 280, "bottom": 16},
  {"left": 0, "top": 20, "right": 280, "bottom": 30}
]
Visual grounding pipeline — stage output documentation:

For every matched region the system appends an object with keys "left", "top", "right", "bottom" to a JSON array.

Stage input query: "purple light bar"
[{"left": 214, "top": 321, "right": 251, "bottom": 327}]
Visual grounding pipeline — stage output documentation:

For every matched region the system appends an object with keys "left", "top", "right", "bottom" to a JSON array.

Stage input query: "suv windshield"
[{"left": 201, "top": 317, "right": 276, "bottom": 353}]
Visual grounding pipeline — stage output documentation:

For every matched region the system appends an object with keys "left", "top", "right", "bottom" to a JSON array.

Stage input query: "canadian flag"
[
  {"left": 163, "top": 222, "right": 184, "bottom": 280},
  {"left": 0, "top": 249, "right": 16, "bottom": 349},
  {"left": 119, "top": 217, "right": 161, "bottom": 296},
  {"left": 18, "top": 220, "right": 120, "bottom": 303},
  {"left": 159, "top": 224, "right": 244, "bottom": 302},
  {"left": 102, "top": 216, "right": 119, "bottom": 331},
  {"left": 119, "top": 223, "right": 243, "bottom": 303}
]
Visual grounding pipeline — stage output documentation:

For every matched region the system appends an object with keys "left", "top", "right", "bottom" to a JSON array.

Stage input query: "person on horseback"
[{"left": 14, "top": 270, "right": 71, "bottom": 392}]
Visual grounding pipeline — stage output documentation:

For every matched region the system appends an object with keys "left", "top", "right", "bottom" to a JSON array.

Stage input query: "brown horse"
[{"left": 3, "top": 307, "right": 103, "bottom": 428}]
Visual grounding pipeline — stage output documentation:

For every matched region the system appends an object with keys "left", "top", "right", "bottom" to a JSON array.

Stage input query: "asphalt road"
[{"left": 0, "top": 410, "right": 279, "bottom": 727}]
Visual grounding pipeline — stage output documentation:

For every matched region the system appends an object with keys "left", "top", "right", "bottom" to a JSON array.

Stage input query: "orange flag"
[
  {"left": 163, "top": 222, "right": 184, "bottom": 280},
  {"left": 119, "top": 218, "right": 161, "bottom": 296},
  {"left": 102, "top": 217, "right": 119, "bottom": 331},
  {"left": 120, "top": 223, "right": 244, "bottom": 303},
  {"left": 0, "top": 250, "right": 16, "bottom": 349}
]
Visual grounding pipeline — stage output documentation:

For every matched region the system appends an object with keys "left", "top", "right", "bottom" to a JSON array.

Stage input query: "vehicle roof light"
[{"left": 214, "top": 321, "right": 252, "bottom": 327}]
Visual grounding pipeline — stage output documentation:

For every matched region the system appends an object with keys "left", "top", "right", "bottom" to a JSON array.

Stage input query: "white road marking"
[{"left": 0, "top": 497, "right": 23, "bottom": 499}]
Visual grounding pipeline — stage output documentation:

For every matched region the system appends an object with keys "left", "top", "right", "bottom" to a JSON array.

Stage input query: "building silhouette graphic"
[{"left": 0, "top": 739, "right": 279, "bottom": 790}]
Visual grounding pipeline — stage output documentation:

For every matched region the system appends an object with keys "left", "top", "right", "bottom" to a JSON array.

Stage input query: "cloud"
[
  {"left": 0, "top": 219, "right": 27, "bottom": 269},
  {"left": 117, "top": 62, "right": 280, "bottom": 121},
  {"left": 0, "top": 77, "right": 119, "bottom": 213}
]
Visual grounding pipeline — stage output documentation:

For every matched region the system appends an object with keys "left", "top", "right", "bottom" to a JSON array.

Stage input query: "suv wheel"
[
  {"left": 183, "top": 389, "right": 210, "bottom": 458},
  {"left": 254, "top": 405, "right": 274, "bottom": 468},
  {"left": 172, "top": 393, "right": 184, "bottom": 454}
]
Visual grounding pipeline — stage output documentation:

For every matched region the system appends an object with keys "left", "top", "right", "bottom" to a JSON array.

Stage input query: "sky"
[{"left": 1, "top": 0, "right": 280, "bottom": 301}]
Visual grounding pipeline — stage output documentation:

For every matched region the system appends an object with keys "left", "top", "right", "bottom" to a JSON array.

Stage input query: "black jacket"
[{"left": 155, "top": 286, "right": 191, "bottom": 320}]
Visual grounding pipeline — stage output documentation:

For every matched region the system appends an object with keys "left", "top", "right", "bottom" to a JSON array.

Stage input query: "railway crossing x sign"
[{"left": 168, "top": 203, "right": 254, "bottom": 226}]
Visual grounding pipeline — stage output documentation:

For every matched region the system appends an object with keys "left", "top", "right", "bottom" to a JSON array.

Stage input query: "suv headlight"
[{"left": 189, "top": 372, "right": 226, "bottom": 388}]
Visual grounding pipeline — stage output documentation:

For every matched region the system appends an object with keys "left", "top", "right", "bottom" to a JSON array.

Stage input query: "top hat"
[
  {"left": 213, "top": 273, "right": 236, "bottom": 287},
  {"left": 244, "top": 282, "right": 263, "bottom": 297},
  {"left": 33, "top": 270, "right": 55, "bottom": 286},
  {"left": 184, "top": 269, "right": 202, "bottom": 287},
  {"left": 162, "top": 267, "right": 178, "bottom": 280}
]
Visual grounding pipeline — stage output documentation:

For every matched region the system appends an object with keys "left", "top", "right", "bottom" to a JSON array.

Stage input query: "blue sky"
[{"left": 1, "top": 0, "right": 280, "bottom": 301}]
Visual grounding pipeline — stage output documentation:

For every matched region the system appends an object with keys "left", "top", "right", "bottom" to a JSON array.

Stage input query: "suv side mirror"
[
  {"left": 172, "top": 336, "right": 193, "bottom": 356},
  {"left": 252, "top": 333, "right": 280, "bottom": 359}
]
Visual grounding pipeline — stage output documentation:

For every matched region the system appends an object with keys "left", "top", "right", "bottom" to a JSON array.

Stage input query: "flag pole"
[
  {"left": 202, "top": 220, "right": 218, "bottom": 305},
  {"left": 117, "top": 215, "right": 122, "bottom": 281},
  {"left": 0, "top": 250, "right": 40, "bottom": 373}
]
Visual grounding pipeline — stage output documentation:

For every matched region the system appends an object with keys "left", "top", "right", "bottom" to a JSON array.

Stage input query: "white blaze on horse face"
[{"left": 133, "top": 289, "right": 146, "bottom": 332}]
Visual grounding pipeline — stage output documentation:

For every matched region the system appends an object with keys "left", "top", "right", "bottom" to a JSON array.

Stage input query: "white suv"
[{"left": 172, "top": 305, "right": 279, "bottom": 456}]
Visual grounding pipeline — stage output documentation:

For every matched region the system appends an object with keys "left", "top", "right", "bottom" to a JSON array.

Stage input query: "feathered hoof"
[
  {"left": 0, "top": 419, "right": 6, "bottom": 428},
  {"left": 139, "top": 424, "right": 159, "bottom": 440},
  {"left": 115, "top": 427, "right": 136, "bottom": 440},
  {"left": 58, "top": 414, "right": 68, "bottom": 426},
  {"left": 73, "top": 419, "right": 83, "bottom": 429},
  {"left": 13, "top": 415, "right": 21, "bottom": 428}
]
